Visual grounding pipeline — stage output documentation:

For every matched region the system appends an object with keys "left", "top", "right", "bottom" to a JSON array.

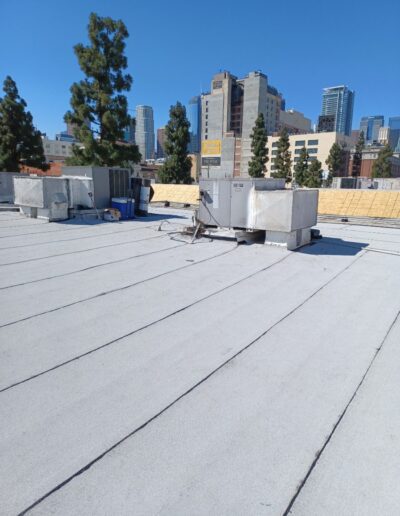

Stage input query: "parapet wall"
[
  {"left": 318, "top": 189, "right": 400, "bottom": 218},
  {"left": 151, "top": 184, "right": 400, "bottom": 219}
]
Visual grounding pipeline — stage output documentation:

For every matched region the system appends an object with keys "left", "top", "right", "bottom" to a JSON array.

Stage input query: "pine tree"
[
  {"left": 351, "top": 131, "right": 365, "bottom": 178},
  {"left": 304, "top": 159, "right": 323, "bottom": 188},
  {"left": 248, "top": 113, "right": 268, "bottom": 178},
  {"left": 64, "top": 13, "right": 140, "bottom": 167},
  {"left": 0, "top": 76, "right": 47, "bottom": 171},
  {"left": 325, "top": 142, "right": 347, "bottom": 185},
  {"left": 293, "top": 147, "right": 309, "bottom": 186},
  {"left": 372, "top": 144, "right": 393, "bottom": 178},
  {"left": 272, "top": 128, "right": 292, "bottom": 183},
  {"left": 159, "top": 102, "right": 192, "bottom": 184}
]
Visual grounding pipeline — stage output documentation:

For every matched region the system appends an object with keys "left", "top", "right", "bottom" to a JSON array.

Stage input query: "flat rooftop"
[{"left": 1, "top": 208, "right": 400, "bottom": 515}]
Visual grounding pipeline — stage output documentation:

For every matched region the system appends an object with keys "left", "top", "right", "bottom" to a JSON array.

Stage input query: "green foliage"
[
  {"left": 0, "top": 76, "right": 47, "bottom": 171},
  {"left": 64, "top": 12, "right": 140, "bottom": 167},
  {"left": 159, "top": 102, "right": 192, "bottom": 184},
  {"left": 304, "top": 159, "right": 323, "bottom": 188},
  {"left": 271, "top": 128, "right": 292, "bottom": 183},
  {"left": 325, "top": 142, "right": 347, "bottom": 185},
  {"left": 293, "top": 147, "right": 309, "bottom": 186},
  {"left": 248, "top": 113, "right": 268, "bottom": 178},
  {"left": 351, "top": 130, "right": 365, "bottom": 178},
  {"left": 372, "top": 144, "right": 393, "bottom": 178}
]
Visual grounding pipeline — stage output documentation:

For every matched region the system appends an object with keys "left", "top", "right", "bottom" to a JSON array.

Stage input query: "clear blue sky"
[{"left": 1, "top": 0, "right": 399, "bottom": 138}]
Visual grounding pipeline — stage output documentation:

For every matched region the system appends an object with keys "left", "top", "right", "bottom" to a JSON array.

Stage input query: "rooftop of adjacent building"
[{"left": 1, "top": 205, "right": 400, "bottom": 514}]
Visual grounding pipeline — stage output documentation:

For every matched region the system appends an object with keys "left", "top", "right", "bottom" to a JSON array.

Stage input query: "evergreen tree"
[
  {"left": 64, "top": 13, "right": 140, "bottom": 167},
  {"left": 351, "top": 131, "right": 365, "bottom": 178},
  {"left": 0, "top": 76, "right": 47, "bottom": 171},
  {"left": 271, "top": 128, "right": 292, "bottom": 183},
  {"left": 372, "top": 144, "right": 393, "bottom": 178},
  {"left": 325, "top": 142, "right": 347, "bottom": 185},
  {"left": 293, "top": 147, "right": 309, "bottom": 186},
  {"left": 248, "top": 113, "right": 268, "bottom": 178},
  {"left": 159, "top": 102, "right": 192, "bottom": 184},
  {"left": 304, "top": 159, "right": 323, "bottom": 188}
]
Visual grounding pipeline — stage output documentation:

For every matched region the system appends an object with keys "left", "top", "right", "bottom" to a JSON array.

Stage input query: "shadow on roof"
[
  {"left": 298, "top": 237, "right": 369, "bottom": 256},
  {"left": 53, "top": 212, "right": 189, "bottom": 227}
]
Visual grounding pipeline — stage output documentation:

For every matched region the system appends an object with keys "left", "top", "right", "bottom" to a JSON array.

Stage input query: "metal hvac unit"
[
  {"left": 62, "top": 166, "right": 130, "bottom": 208},
  {"left": 109, "top": 168, "right": 130, "bottom": 198},
  {"left": 198, "top": 178, "right": 286, "bottom": 228},
  {"left": 14, "top": 176, "right": 69, "bottom": 221},
  {"left": 197, "top": 178, "right": 319, "bottom": 250}
]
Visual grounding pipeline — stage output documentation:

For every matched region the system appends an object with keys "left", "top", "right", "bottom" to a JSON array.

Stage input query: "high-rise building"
[
  {"left": 200, "top": 70, "right": 287, "bottom": 177},
  {"left": 359, "top": 116, "right": 384, "bottom": 144},
  {"left": 157, "top": 127, "right": 166, "bottom": 159},
  {"left": 187, "top": 96, "right": 201, "bottom": 153},
  {"left": 135, "top": 105, "right": 155, "bottom": 161},
  {"left": 320, "top": 85, "right": 355, "bottom": 136},
  {"left": 389, "top": 117, "right": 400, "bottom": 151},
  {"left": 123, "top": 119, "right": 136, "bottom": 144}
]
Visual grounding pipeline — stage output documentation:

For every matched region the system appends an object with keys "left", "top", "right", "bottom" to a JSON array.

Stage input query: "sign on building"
[
  {"left": 201, "top": 140, "right": 221, "bottom": 156},
  {"left": 201, "top": 156, "right": 221, "bottom": 166}
]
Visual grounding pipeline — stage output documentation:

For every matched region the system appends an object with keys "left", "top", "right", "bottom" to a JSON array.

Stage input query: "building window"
[
  {"left": 272, "top": 142, "right": 279, "bottom": 147},
  {"left": 294, "top": 157, "right": 301, "bottom": 162},
  {"left": 270, "top": 165, "right": 277, "bottom": 170},
  {"left": 308, "top": 139, "right": 319, "bottom": 146},
  {"left": 205, "top": 115, "right": 208, "bottom": 120},
  {"left": 205, "top": 135, "right": 208, "bottom": 140},
  {"left": 272, "top": 150, "right": 278, "bottom": 155},
  {"left": 309, "top": 156, "right": 317, "bottom": 161},
  {"left": 307, "top": 148, "right": 318, "bottom": 154},
  {"left": 295, "top": 149, "right": 303, "bottom": 154},
  {"left": 295, "top": 140, "right": 305, "bottom": 146}
]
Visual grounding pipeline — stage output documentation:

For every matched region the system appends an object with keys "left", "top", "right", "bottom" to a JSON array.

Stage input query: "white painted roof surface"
[{"left": 0, "top": 209, "right": 400, "bottom": 515}]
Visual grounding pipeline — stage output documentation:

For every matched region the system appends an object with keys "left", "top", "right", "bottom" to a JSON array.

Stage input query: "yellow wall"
[
  {"left": 151, "top": 184, "right": 199, "bottom": 205},
  {"left": 151, "top": 184, "right": 400, "bottom": 219},
  {"left": 318, "top": 190, "right": 400, "bottom": 218}
]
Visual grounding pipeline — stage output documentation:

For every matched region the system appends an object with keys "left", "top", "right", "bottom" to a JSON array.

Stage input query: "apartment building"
[{"left": 266, "top": 132, "right": 353, "bottom": 178}]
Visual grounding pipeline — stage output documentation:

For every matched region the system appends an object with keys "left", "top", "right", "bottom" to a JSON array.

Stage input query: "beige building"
[{"left": 266, "top": 132, "right": 353, "bottom": 178}]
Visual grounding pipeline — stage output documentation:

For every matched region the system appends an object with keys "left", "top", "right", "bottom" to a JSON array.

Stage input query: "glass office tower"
[
  {"left": 389, "top": 117, "right": 400, "bottom": 151},
  {"left": 321, "top": 86, "right": 355, "bottom": 136},
  {"left": 187, "top": 96, "right": 201, "bottom": 153},
  {"left": 359, "top": 116, "right": 384, "bottom": 143}
]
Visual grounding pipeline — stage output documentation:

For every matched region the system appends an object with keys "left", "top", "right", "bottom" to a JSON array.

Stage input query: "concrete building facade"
[
  {"left": 278, "top": 110, "right": 312, "bottom": 135},
  {"left": 41, "top": 136, "right": 75, "bottom": 163},
  {"left": 200, "top": 71, "right": 287, "bottom": 179},
  {"left": 266, "top": 131, "right": 353, "bottom": 179},
  {"left": 135, "top": 105, "right": 155, "bottom": 161}
]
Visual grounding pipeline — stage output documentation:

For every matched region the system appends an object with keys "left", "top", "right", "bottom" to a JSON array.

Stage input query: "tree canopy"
[
  {"left": 372, "top": 144, "right": 393, "bottom": 178},
  {"left": 159, "top": 102, "right": 192, "bottom": 184},
  {"left": 326, "top": 142, "right": 347, "bottom": 185},
  {"left": 351, "top": 131, "right": 365, "bottom": 178},
  {"left": 293, "top": 147, "right": 309, "bottom": 187},
  {"left": 303, "top": 159, "right": 323, "bottom": 188},
  {"left": 0, "top": 76, "right": 47, "bottom": 171},
  {"left": 65, "top": 12, "right": 140, "bottom": 167},
  {"left": 271, "top": 128, "right": 292, "bottom": 183},
  {"left": 248, "top": 113, "right": 268, "bottom": 178}
]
